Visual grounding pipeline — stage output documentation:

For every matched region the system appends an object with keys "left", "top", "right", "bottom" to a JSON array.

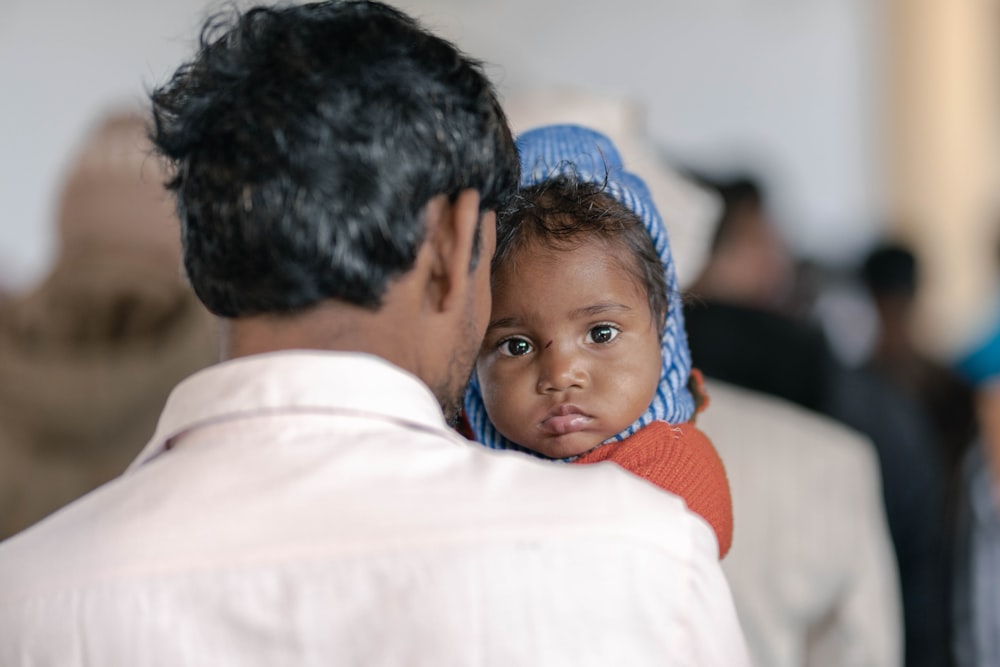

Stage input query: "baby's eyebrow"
[
  {"left": 570, "top": 302, "right": 631, "bottom": 319},
  {"left": 486, "top": 316, "right": 523, "bottom": 331}
]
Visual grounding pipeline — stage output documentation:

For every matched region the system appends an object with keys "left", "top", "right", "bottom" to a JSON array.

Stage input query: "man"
[{"left": 0, "top": 2, "right": 748, "bottom": 665}]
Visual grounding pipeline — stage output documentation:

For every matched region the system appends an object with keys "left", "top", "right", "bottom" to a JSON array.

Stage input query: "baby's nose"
[{"left": 536, "top": 346, "right": 587, "bottom": 393}]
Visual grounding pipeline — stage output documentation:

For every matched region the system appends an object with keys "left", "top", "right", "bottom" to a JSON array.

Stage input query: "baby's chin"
[{"left": 515, "top": 431, "right": 609, "bottom": 461}]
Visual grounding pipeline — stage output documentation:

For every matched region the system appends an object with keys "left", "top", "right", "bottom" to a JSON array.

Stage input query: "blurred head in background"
[
  {"left": 8, "top": 111, "right": 193, "bottom": 346},
  {"left": 690, "top": 176, "right": 795, "bottom": 310},
  {"left": 861, "top": 242, "right": 920, "bottom": 368},
  {"left": 0, "top": 110, "right": 217, "bottom": 539}
]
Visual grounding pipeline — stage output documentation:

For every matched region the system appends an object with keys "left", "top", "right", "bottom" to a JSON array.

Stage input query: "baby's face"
[{"left": 476, "top": 240, "right": 663, "bottom": 459}]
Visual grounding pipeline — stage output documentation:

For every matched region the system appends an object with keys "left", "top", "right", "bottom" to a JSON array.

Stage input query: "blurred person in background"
[
  {"left": 504, "top": 88, "right": 902, "bottom": 666},
  {"left": 835, "top": 240, "right": 975, "bottom": 667},
  {"left": 952, "top": 234, "right": 1000, "bottom": 666},
  {"left": 0, "top": 111, "right": 217, "bottom": 541},
  {"left": 951, "top": 425, "right": 999, "bottom": 667},
  {"left": 861, "top": 242, "right": 977, "bottom": 487},
  {"left": 684, "top": 174, "right": 838, "bottom": 414},
  {"left": 686, "top": 173, "right": 951, "bottom": 666}
]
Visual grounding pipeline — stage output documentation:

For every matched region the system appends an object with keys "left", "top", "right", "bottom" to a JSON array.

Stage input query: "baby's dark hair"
[{"left": 495, "top": 176, "right": 668, "bottom": 325}]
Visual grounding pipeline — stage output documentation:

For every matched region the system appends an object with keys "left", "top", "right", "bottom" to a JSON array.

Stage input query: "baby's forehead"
[
  {"left": 499, "top": 233, "right": 648, "bottom": 287},
  {"left": 494, "top": 216, "right": 669, "bottom": 323},
  {"left": 503, "top": 228, "right": 628, "bottom": 264}
]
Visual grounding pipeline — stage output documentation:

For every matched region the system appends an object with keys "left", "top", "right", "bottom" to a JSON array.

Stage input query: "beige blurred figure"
[
  {"left": 698, "top": 383, "right": 902, "bottom": 667},
  {"left": 506, "top": 88, "right": 903, "bottom": 667},
  {"left": 0, "top": 112, "right": 217, "bottom": 541}
]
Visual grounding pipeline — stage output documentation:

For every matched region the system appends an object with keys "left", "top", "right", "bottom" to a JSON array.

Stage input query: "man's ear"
[{"left": 423, "top": 189, "right": 482, "bottom": 314}]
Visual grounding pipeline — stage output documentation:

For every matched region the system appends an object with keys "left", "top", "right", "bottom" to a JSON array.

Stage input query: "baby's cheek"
[
  {"left": 616, "top": 357, "right": 661, "bottom": 413},
  {"left": 477, "top": 362, "right": 511, "bottom": 417},
  {"left": 477, "top": 369, "right": 499, "bottom": 413}
]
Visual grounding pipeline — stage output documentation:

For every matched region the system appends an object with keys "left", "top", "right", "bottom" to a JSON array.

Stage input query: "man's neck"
[{"left": 219, "top": 300, "right": 414, "bottom": 373}]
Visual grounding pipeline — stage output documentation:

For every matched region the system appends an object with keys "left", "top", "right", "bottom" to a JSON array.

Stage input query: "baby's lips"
[{"left": 539, "top": 409, "right": 594, "bottom": 435}]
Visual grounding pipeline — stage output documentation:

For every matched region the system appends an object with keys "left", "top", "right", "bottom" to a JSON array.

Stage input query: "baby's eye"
[
  {"left": 588, "top": 324, "right": 620, "bottom": 344},
  {"left": 498, "top": 337, "right": 533, "bottom": 357}
]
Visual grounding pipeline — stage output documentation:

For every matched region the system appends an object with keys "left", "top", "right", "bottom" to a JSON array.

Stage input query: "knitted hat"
[
  {"left": 464, "top": 124, "right": 696, "bottom": 454},
  {"left": 503, "top": 88, "right": 721, "bottom": 290}
]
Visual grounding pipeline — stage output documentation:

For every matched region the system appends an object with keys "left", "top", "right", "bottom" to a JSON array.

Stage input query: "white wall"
[
  {"left": 0, "top": 0, "right": 884, "bottom": 289},
  {"left": 0, "top": 0, "right": 216, "bottom": 288},
  {"left": 400, "top": 0, "right": 885, "bottom": 262}
]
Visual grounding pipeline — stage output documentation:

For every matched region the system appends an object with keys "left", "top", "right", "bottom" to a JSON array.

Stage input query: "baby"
[{"left": 464, "top": 125, "right": 732, "bottom": 557}]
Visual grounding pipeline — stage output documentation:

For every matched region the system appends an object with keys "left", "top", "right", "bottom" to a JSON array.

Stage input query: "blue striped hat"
[{"left": 464, "top": 124, "right": 696, "bottom": 455}]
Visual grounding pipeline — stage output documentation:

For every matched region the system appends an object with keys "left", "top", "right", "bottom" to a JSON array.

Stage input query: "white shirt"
[
  {"left": 700, "top": 379, "right": 902, "bottom": 667},
  {"left": 0, "top": 351, "right": 749, "bottom": 666}
]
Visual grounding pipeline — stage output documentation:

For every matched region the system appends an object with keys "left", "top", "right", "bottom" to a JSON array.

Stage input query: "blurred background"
[{"left": 2, "top": 0, "right": 999, "bottom": 356}]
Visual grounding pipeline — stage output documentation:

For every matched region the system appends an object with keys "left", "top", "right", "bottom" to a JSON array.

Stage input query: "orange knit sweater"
[{"left": 571, "top": 420, "right": 733, "bottom": 559}]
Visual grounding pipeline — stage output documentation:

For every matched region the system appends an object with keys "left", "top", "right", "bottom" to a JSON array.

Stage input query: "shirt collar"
[{"left": 128, "top": 350, "right": 451, "bottom": 471}]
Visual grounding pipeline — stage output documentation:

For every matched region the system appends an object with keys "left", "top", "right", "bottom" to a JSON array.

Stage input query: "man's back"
[{"left": 0, "top": 352, "right": 748, "bottom": 666}]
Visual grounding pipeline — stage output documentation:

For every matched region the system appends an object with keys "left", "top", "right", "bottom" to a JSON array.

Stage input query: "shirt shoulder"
[{"left": 0, "top": 425, "right": 714, "bottom": 600}]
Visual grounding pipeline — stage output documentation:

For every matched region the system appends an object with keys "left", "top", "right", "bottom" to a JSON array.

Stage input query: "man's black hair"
[{"left": 150, "top": 0, "right": 519, "bottom": 316}]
